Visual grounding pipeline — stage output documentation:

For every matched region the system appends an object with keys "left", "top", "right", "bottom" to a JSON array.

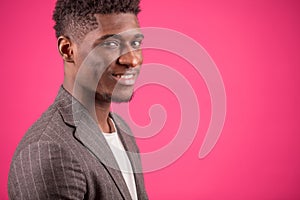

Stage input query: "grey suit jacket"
[{"left": 8, "top": 87, "right": 148, "bottom": 200}]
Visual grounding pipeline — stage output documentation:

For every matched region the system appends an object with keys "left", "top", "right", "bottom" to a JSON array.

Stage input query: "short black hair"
[{"left": 53, "top": 0, "right": 141, "bottom": 41}]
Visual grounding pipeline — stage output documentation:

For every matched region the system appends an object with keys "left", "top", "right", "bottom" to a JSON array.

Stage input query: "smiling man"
[{"left": 8, "top": 0, "right": 148, "bottom": 199}]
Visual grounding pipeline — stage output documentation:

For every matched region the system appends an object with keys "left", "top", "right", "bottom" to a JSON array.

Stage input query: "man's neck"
[{"left": 95, "top": 102, "right": 114, "bottom": 133}]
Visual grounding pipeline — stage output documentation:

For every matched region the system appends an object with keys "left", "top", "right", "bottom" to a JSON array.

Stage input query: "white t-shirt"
[{"left": 102, "top": 119, "right": 138, "bottom": 200}]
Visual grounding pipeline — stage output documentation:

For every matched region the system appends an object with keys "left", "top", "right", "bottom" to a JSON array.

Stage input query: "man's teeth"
[
  {"left": 122, "top": 74, "right": 134, "bottom": 79},
  {"left": 114, "top": 74, "right": 134, "bottom": 79}
]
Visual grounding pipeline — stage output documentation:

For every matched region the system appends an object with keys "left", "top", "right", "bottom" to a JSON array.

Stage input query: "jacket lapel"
[
  {"left": 111, "top": 114, "right": 148, "bottom": 199},
  {"left": 56, "top": 87, "right": 132, "bottom": 200}
]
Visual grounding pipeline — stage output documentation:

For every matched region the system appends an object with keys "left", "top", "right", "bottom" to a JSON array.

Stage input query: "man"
[{"left": 8, "top": 0, "right": 148, "bottom": 199}]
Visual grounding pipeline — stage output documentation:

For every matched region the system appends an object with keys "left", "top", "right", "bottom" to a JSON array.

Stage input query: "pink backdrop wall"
[{"left": 1, "top": 0, "right": 300, "bottom": 199}]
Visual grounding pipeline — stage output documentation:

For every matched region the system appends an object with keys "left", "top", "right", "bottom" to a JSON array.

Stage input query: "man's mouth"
[{"left": 111, "top": 71, "right": 138, "bottom": 85}]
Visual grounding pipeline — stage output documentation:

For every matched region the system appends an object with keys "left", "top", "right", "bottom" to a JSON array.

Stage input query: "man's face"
[{"left": 71, "top": 13, "right": 143, "bottom": 103}]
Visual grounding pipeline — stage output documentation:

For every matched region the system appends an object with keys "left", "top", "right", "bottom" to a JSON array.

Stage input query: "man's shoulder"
[
  {"left": 29, "top": 102, "right": 65, "bottom": 137},
  {"left": 14, "top": 91, "right": 74, "bottom": 156}
]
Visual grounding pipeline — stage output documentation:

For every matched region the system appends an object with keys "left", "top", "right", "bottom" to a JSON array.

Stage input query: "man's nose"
[{"left": 118, "top": 49, "right": 141, "bottom": 68}]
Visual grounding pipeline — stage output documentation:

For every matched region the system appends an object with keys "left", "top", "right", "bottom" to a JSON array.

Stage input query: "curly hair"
[{"left": 53, "top": 0, "right": 141, "bottom": 41}]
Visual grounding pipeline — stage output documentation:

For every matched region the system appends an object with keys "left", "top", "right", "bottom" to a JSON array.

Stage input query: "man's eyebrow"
[
  {"left": 99, "top": 34, "right": 122, "bottom": 41},
  {"left": 134, "top": 33, "right": 144, "bottom": 39},
  {"left": 99, "top": 33, "right": 144, "bottom": 41}
]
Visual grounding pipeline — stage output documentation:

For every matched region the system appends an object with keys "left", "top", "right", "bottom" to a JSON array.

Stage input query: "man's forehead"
[{"left": 78, "top": 13, "right": 141, "bottom": 46}]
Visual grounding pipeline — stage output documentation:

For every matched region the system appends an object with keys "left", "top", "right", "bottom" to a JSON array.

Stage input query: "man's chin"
[
  {"left": 111, "top": 93, "right": 134, "bottom": 103},
  {"left": 95, "top": 92, "right": 134, "bottom": 103}
]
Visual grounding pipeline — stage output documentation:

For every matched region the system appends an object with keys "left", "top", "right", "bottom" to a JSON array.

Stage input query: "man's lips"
[{"left": 111, "top": 70, "right": 139, "bottom": 85}]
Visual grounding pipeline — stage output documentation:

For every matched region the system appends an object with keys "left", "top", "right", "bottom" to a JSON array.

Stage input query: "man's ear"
[{"left": 58, "top": 36, "right": 75, "bottom": 63}]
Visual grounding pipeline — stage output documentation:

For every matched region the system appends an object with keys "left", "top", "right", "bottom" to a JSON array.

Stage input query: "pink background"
[{"left": 1, "top": 0, "right": 300, "bottom": 199}]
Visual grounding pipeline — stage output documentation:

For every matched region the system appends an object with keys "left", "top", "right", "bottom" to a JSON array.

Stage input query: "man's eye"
[
  {"left": 131, "top": 41, "right": 142, "bottom": 49},
  {"left": 102, "top": 41, "right": 120, "bottom": 48}
]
